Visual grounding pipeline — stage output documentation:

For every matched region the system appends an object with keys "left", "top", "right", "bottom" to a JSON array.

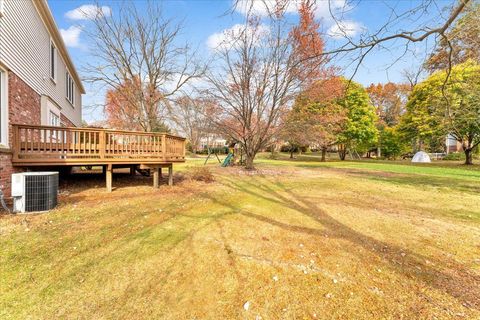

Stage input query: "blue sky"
[{"left": 47, "top": 0, "right": 453, "bottom": 123}]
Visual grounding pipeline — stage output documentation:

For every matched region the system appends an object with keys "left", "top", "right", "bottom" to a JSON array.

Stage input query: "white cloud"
[
  {"left": 60, "top": 26, "right": 82, "bottom": 48},
  {"left": 207, "top": 23, "right": 270, "bottom": 51},
  {"left": 314, "top": 0, "right": 349, "bottom": 20},
  {"left": 65, "top": 4, "right": 111, "bottom": 20},
  {"left": 327, "top": 20, "right": 364, "bottom": 38}
]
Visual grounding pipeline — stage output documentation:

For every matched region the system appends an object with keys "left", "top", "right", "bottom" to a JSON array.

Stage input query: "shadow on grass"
[
  {"left": 207, "top": 176, "right": 480, "bottom": 311},
  {"left": 340, "top": 169, "right": 480, "bottom": 195}
]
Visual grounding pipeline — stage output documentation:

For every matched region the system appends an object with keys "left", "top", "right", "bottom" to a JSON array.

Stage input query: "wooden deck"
[{"left": 12, "top": 124, "right": 186, "bottom": 191}]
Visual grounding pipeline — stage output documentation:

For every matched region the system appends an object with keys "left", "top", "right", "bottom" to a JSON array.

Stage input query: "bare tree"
[
  {"left": 170, "top": 97, "right": 214, "bottom": 154},
  {"left": 82, "top": 1, "right": 203, "bottom": 132},
  {"left": 205, "top": 10, "right": 323, "bottom": 169},
  {"left": 402, "top": 67, "right": 425, "bottom": 90}
]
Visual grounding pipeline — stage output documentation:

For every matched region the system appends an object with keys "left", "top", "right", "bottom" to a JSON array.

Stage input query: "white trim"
[
  {"left": 41, "top": 95, "right": 61, "bottom": 126},
  {"left": 65, "top": 71, "right": 74, "bottom": 106},
  {"left": 0, "top": 66, "right": 8, "bottom": 147},
  {"left": 49, "top": 38, "right": 57, "bottom": 83}
]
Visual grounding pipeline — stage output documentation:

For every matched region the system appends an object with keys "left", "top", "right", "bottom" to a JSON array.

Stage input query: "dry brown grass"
[{"left": 1, "top": 160, "right": 479, "bottom": 319}]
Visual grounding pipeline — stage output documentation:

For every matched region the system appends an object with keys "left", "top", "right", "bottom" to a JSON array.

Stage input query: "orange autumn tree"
[
  {"left": 366, "top": 82, "right": 409, "bottom": 127},
  {"left": 290, "top": 0, "right": 327, "bottom": 85},
  {"left": 105, "top": 77, "right": 169, "bottom": 132},
  {"left": 281, "top": 76, "right": 346, "bottom": 161}
]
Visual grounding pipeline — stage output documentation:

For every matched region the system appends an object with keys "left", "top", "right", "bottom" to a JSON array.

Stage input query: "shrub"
[
  {"left": 190, "top": 167, "right": 215, "bottom": 183},
  {"left": 279, "top": 144, "right": 307, "bottom": 153},
  {"left": 443, "top": 152, "right": 465, "bottom": 161}
]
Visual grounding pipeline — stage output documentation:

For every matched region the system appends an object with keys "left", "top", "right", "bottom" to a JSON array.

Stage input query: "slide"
[{"left": 221, "top": 153, "right": 234, "bottom": 167}]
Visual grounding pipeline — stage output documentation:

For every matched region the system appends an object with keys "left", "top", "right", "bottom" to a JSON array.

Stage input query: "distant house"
[
  {"left": 0, "top": 0, "right": 85, "bottom": 195},
  {"left": 199, "top": 134, "right": 228, "bottom": 150},
  {"left": 446, "top": 134, "right": 462, "bottom": 153}
]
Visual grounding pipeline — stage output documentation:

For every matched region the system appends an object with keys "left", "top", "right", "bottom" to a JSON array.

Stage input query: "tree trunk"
[
  {"left": 245, "top": 154, "right": 255, "bottom": 169},
  {"left": 321, "top": 147, "right": 327, "bottom": 162},
  {"left": 464, "top": 148, "right": 473, "bottom": 165},
  {"left": 338, "top": 145, "right": 347, "bottom": 161},
  {"left": 290, "top": 149, "right": 294, "bottom": 159}
]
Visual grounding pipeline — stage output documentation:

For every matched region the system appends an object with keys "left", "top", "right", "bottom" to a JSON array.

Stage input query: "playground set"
[{"left": 204, "top": 142, "right": 244, "bottom": 167}]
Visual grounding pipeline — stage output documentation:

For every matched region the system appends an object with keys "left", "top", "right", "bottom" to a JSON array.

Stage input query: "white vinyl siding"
[
  {"left": 0, "top": 67, "right": 8, "bottom": 146},
  {"left": 66, "top": 72, "right": 74, "bottom": 105},
  {"left": 0, "top": 0, "right": 82, "bottom": 126},
  {"left": 50, "top": 40, "right": 56, "bottom": 82}
]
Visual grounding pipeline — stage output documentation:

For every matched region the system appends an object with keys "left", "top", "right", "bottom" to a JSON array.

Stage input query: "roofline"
[{"left": 33, "top": 0, "right": 86, "bottom": 94}]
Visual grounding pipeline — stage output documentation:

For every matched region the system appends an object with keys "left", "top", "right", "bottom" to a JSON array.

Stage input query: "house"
[
  {"left": 0, "top": 0, "right": 185, "bottom": 198},
  {"left": 0, "top": 0, "right": 84, "bottom": 196},
  {"left": 199, "top": 134, "right": 228, "bottom": 151},
  {"left": 445, "top": 134, "right": 462, "bottom": 153}
]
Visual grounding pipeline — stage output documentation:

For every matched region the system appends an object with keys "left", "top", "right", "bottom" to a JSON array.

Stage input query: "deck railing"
[{"left": 12, "top": 124, "right": 186, "bottom": 165}]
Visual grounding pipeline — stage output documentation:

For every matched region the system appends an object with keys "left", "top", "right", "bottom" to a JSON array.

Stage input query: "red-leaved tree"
[{"left": 104, "top": 77, "right": 170, "bottom": 132}]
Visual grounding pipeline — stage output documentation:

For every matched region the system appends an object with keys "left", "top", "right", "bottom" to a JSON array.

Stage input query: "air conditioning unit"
[{"left": 11, "top": 172, "right": 59, "bottom": 213}]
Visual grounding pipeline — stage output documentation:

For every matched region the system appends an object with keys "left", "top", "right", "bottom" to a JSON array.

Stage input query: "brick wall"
[
  {"left": 7, "top": 72, "right": 41, "bottom": 145},
  {"left": 0, "top": 71, "right": 42, "bottom": 204},
  {"left": 61, "top": 113, "right": 75, "bottom": 127}
]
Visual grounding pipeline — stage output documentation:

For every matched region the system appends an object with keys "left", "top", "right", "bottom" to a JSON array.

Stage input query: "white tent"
[{"left": 411, "top": 151, "right": 431, "bottom": 163}]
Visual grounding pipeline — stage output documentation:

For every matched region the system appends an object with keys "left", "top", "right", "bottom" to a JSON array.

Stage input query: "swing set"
[{"left": 203, "top": 142, "right": 244, "bottom": 167}]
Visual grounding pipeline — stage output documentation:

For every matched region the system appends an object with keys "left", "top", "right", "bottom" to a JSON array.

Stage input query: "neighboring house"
[
  {"left": 445, "top": 134, "right": 462, "bottom": 154},
  {"left": 199, "top": 135, "right": 228, "bottom": 150},
  {"left": 0, "top": 0, "right": 85, "bottom": 196}
]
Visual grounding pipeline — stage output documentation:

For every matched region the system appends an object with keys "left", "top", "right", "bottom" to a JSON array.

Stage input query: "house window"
[
  {"left": 66, "top": 72, "right": 74, "bottom": 105},
  {"left": 49, "top": 111, "right": 60, "bottom": 127},
  {"left": 50, "top": 40, "right": 57, "bottom": 81},
  {"left": 0, "top": 68, "right": 7, "bottom": 146},
  {"left": 0, "top": 0, "right": 5, "bottom": 17}
]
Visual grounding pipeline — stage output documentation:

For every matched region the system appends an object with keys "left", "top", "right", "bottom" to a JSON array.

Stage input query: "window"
[
  {"left": 65, "top": 72, "right": 74, "bottom": 105},
  {"left": 50, "top": 40, "right": 57, "bottom": 81},
  {"left": 49, "top": 111, "right": 60, "bottom": 127},
  {"left": 0, "top": 68, "right": 7, "bottom": 146}
]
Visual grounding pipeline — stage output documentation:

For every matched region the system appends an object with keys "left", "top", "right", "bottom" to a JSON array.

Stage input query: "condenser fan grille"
[{"left": 24, "top": 174, "right": 58, "bottom": 212}]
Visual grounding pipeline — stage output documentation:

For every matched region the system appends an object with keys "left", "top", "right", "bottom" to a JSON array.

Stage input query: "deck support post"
[
  {"left": 168, "top": 164, "right": 173, "bottom": 186},
  {"left": 153, "top": 167, "right": 160, "bottom": 188},
  {"left": 106, "top": 164, "right": 113, "bottom": 192},
  {"left": 130, "top": 165, "right": 136, "bottom": 176}
]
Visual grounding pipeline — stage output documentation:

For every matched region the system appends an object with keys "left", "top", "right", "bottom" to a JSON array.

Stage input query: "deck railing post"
[
  {"left": 99, "top": 131, "right": 106, "bottom": 159},
  {"left": 162, "top": 134, "right": 167, "bottom": 161},
  {"left": 183, "top": 139, "right": 186, "bottom": 159},
  {"left": 13, "top": 125, "right": 19, "bottom": 160}
]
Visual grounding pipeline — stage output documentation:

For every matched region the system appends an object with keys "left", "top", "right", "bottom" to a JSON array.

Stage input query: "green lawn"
[{"left": 1, "top": 156, "right": 479, "bottom": 319}]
